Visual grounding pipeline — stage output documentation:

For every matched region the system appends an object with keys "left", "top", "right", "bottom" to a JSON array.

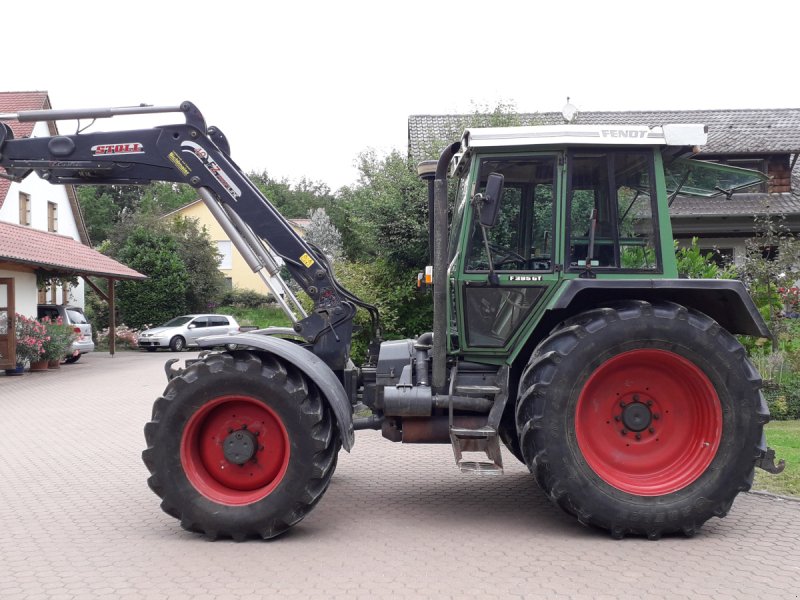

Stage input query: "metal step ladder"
[{"left": 447, "top": 369, "right": 508, "bottom": 475}]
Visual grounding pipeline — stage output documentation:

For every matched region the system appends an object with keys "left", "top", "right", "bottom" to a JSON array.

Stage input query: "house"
[
  {"left": 408, "top": 108, "right": 800, "bottom": 264},
  {"left": 162, "top": 200, "right": 309, "bottom": 295},
  {"left": 0, "top": 91, "right": 145, "bottom": 367}
]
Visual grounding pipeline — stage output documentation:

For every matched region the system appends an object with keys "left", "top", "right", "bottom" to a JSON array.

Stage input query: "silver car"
[
  {"left": 137, "top": 314, "right": 241, "bottom": 352},
  {"left": 37, "top": 304, "right": 95, "bottom": 363}
]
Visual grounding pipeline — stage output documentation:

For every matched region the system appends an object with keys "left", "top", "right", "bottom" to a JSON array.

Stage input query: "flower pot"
[
  {"left": 4, "top": 364, "right": 24, "bottom": 376},
  {"left": 48, "top": 359, "right": 61, "bottom": 370},
  {"left": 29, "top": 360, "right": 49, "bottom": 372}
]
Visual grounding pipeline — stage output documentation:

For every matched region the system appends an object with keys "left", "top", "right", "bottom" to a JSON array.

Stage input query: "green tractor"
[{"left": 0, "top": 103, "right": 783, "bottom": 540}]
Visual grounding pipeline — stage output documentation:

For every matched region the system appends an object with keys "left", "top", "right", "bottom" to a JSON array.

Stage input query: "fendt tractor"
[{"left": 0, "top": 102, "right": 786, "bottom": 540}]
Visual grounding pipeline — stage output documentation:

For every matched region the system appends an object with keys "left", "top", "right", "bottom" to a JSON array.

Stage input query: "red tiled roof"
[
  {"left": 0, "top": 92, "right": 51, "bottom": 210},
  {"left": 0, "top": 220, "right": 145, "bottom": 279}
]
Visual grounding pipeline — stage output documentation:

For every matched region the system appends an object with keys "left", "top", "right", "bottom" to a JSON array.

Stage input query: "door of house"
[{"left": 0, "top": 278, "right": 15, "bottom": 369}]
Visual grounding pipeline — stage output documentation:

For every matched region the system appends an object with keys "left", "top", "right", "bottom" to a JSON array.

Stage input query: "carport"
[{"left": 0, "top": 221, "right": 145, "bottom": 367}]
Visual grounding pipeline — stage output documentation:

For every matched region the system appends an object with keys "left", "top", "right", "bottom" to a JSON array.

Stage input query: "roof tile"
[
  {"left": 408, "top": 108, "right": 800, "bottom": 159},
  {"left": 0, "top": 92, "right": 51, "bottom": 209},
  {"left": 0, "top": 220, "right": 145, "bottom": 279}
]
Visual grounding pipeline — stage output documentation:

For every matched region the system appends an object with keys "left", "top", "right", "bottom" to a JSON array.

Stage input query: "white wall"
[
  {"left": 0, "top": 269, "right": 37, "bottom": 318},
  {"left": 0, "top": 120, "right": 86, "bottom": 308}
]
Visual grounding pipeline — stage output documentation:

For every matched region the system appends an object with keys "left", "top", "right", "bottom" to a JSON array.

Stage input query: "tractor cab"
[{"left": 443, "top": 124, "right": 766, "bottom": 357}]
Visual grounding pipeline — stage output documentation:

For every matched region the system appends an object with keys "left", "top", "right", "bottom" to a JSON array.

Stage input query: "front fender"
[{"left": 196, "top": 332, "right": 354, "bottom": 451}]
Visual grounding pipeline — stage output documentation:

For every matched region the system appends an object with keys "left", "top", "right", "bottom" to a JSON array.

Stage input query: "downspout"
[{"left": 432, "top": 143, "right": 461, "bottom": 394}]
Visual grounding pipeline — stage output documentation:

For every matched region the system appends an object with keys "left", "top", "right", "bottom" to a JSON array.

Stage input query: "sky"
[{"left": 4, "top": 0, "right": 799, "bottom": 190}]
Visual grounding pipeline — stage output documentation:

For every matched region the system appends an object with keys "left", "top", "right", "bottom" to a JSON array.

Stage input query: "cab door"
[{"left": 453, "top": 154, "right": 563, "bottom": 357}]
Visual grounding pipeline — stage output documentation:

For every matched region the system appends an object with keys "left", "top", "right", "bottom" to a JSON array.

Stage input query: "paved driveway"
[{"left": 1, "top": 351, "right": 799, "bottom": 599}]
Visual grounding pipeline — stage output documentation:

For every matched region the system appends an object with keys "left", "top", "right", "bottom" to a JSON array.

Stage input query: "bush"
[
  {"left": 40, "top": 317, "right": 76, "bottom": 361},
  {"left": 14, "top": 314, "right": 47, "bottom": 364},
  {"left": 763, "top": 380, "right": 800, "bottom": 420},
  {"left": 334, "top": 259, "right": 433, "bottom": 363},
  {"left": 95, "top": 324, "right": 140, "bottom": 351},
  {"left": 218, "top": 288, "right": 275, "bottom": 309}
]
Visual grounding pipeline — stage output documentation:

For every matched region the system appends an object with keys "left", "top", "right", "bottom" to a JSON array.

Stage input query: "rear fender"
[
  {"left": 196, "top": 333, "right": 354, "bottom": 450},
  {"left": 549, "top": 279, "right": 771, "bottom": 338}
]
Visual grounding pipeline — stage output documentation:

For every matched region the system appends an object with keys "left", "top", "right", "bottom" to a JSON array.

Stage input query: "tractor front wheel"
[
  {"left": 142, "top": 351, "right": 340, "bottom": 540},
  {"left": 516, "top": 301, "right": 768, "bottom": 539}
]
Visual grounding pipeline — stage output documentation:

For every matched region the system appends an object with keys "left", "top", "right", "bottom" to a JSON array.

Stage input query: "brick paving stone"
[{"left": 1, "top": 351, "right": 800, "bottom": 599}]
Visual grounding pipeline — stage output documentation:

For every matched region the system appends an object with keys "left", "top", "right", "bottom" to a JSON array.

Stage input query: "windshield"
[{"left": 161, "top": 316, "right": 192, "bottom": 327}]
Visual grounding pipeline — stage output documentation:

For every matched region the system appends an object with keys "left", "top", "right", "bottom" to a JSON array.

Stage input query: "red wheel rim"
[
  {"left": 180, "top": 395, "right": 290, "bottom": 505},
  {"left": 575, "top": 349, "right": 722, "bottom": 496}
]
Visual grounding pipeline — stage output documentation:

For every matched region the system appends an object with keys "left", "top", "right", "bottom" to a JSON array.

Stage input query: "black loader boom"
[{"left": 0, "top": 101, "right": 378, "bottom": 372}]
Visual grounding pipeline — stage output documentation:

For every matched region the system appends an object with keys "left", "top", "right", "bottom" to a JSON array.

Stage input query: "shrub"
[
  {"left": 95, "top": 324, "right": 140, "bottom": 351},
  {"left": 40, "top": 316, "right": 76, "bottom": 361},
  {"left": 218, "top": 288, "right": 274, "bottom": 309},
  {"left": 14, "top": 314, "right": 47, "bottom": 364}
]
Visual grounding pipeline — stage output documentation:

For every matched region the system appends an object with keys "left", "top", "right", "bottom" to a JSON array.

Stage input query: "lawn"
[
  {"left": 216, "top": 304, "right": 291, "bottom": 329},
  {"left": 752, "top": 420, "right": 800, "bottom": 497}
]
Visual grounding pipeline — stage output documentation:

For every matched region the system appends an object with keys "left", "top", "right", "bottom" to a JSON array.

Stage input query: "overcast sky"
[{"left": 5, "top": 0, "right": 798, "bottom": 189}]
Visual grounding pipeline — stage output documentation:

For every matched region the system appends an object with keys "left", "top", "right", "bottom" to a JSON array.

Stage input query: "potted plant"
[
  {"left": 15, "top": 313, "right": 47, "bottom": 371},
  {"left": 41, "top": 316, "right": 76, "bottom": 368}
]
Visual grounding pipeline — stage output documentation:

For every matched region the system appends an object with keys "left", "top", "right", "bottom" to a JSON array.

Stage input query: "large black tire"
[
  {"left": 516, "top": 301, "right": 769, "bottom": 539},
  {"left": 64, "top": 354, "right": 81, "bottom": 364},
  {"left": 169, "top": 336, "right": 185, "bottom": 352},
  {"left": 142, "top": 351, "right": 340, "bottom": 540}
]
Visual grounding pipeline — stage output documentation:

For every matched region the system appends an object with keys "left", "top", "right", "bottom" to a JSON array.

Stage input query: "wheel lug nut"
[
  {"left": 653, "top": 414, "right": 660, "bottom": 420},
  {"left": 614, "top": 416, "right": 621, "bottom": 421},
  {"left": 228, "top": 428, "right": 233, "bottom": 434},
  {"left": 621, "top": 429, "right": 627, "bottom": 436},
  {"left": 635, "top": 433, "right": 641, "bottom": 440},
  {"left": 619, "top": 401, "right": 626, "bottom": 408},
  {"left": 646, "top": 400, "right": 653, "bottom": 407},
  {"left": 242, "top": 424, "right": 248, "bottom": 430},
  {"left": 649, "top": 427, "right": 655, "bottom": 433},
  {"left": 632, "top": 394, "right": 639, "bottom": 402}
]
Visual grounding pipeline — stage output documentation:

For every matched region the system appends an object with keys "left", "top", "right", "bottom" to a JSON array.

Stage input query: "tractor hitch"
[{"left": 755, "top": 446, "right": 786, "bottom": 474}]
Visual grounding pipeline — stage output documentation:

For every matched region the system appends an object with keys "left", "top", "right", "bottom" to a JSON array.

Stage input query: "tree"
[
  {"left": 739, "top": 207, "right": 800, "bottom": 349},
  {"left": 249, "top": 171, "right": 334, "bottom": 219},
  {"left": 169, "top": 216, "right": 226, "bottom": 312},
  {"left": 116, "top": 227, "right": 189, "bottom": 329},
  {"left": 305, "top": 208, "right": 343, "bottom": 262},
  {"left": 337, "top": 149, "right": 429, "bottom": 267}
]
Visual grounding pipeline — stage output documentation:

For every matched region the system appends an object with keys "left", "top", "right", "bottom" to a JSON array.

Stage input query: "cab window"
[
  {"left": 465, "top": 156, "right": 557, "bottom": 272},
  {"left": 567, "top": 151, "right": 660, "bottom": 271}
]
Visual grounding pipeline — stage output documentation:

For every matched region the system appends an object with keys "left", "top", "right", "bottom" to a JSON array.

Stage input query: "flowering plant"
[
  {"left": 778, "top": 286, "right": 800, "bottom": 313},
  {"left": 40, "top": 316, "right": 76, "bottom": 361},
  {"left": 15, "top": 313, "right": 47, "bottom": 364}
]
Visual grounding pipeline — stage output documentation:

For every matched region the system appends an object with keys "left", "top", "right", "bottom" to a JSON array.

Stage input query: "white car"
[
  {"left": 137, "top": 314, "right": 241, "bottom": 352},
  {"left": 37, "top": 304, "right": 95, "bottom": 363}
]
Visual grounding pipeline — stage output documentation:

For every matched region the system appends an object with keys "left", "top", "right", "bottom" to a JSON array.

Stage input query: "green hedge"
[{"left": 763, "top": 380, "right": 800, "bottom": 420}]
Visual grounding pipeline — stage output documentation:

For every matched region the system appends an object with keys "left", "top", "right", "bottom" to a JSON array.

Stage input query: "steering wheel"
[
  {"left": 529, "top": 256, "right": 551, "bottom": 270},
  {"left": 489, "top": 243, "right": 526, "bottom": 268}
]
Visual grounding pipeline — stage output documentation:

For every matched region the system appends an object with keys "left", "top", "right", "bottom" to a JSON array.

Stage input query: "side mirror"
[
  {"left": 477, "top": 172, "right": 505, "bottom": 228},
  {"left": 187, "top": 323, "right": 196, "bottom": 329}
]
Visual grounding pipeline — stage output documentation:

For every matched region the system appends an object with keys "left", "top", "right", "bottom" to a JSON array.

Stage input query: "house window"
[
  {"left": 699, "top": 247, "right": 734, "bottom": 267},
  {"left": 224, "top": 277, "right": 233, "bottom": 290},
  {"left": 47, "top": 202, "right": 58, "bottom": 232},
  {"left": 216, "top": 240, "right": 232, "bottom": 269},
  {"left": 19, "top": 192, "right": 31, "bottom": 226}
]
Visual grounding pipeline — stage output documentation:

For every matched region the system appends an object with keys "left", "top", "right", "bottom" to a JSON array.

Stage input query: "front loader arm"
[{"left": 0, "top": 101, "right": 377, "bottom": 370}]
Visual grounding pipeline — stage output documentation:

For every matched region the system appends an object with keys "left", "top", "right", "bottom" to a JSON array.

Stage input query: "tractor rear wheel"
[
  {"left": 516, "top": 301, "right": 768, "bottom": 539},
  {"left": 142, "top": 351, "right": 340, "bottom": 540}
]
